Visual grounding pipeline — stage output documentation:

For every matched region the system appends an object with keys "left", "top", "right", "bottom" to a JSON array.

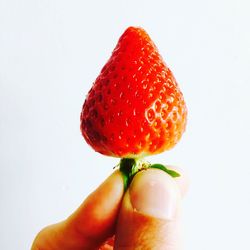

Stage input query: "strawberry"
[
  {"left": 80, "top": 27, "right": 187, "bottom": 160},
  {"left": 99, "top": 236, "right": 115, "bottom": 250}
]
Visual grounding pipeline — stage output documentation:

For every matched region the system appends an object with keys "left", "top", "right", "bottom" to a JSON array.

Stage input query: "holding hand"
[{"left": 32, "top": 167, "right": 188, "bottom": 250}]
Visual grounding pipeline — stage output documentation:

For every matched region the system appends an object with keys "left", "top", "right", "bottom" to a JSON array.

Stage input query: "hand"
[{"left": 31, "top": 167, "right": 188, "bottom": 250}]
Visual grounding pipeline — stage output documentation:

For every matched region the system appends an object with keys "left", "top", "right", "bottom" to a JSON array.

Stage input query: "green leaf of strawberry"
[{"left": 150, "top": 164, "right": 181, "bottom": 178}]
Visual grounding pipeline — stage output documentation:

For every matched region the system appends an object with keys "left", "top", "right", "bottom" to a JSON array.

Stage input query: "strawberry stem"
[
  {"left": 119, "top": 158, "right": 147, "bottom": 190},
  {"left": 119, "top": 158, "right": 181, "bottom": 190},
  {"left": 119, "top": 158, "right": 138, "bottom": 190}
]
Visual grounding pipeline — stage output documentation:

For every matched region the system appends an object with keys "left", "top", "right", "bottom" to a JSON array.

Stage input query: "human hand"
[{"left": 31, "top": 167, "right": 188, "bottom": 250}]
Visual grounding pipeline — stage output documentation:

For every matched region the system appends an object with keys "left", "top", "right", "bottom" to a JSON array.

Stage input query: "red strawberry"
[
  {"left": 80, "top": 27, "right": 187, "bottom": 159},
  {"left": 99, "top": 236, "right": 115, "bottom": 250}
]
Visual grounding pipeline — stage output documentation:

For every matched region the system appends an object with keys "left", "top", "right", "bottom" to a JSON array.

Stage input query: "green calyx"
[{"left": 119, "top": 158, "right": 180, "bottom": 190}]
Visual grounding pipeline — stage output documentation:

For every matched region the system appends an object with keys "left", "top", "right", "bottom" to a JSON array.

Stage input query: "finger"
[
  {"left": 115, "top": 168, "right": 184, "bottom": 250},
  {"left": 98, "top": 165, "right": 189, "bottom": 250},
  {"left": 32, "top": 170, "right": 124, "bottom": 250}
]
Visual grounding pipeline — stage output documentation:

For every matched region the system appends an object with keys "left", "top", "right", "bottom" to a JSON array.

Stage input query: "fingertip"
[
  {"left": 115, "top": 168, "right": 183, "bottom": 249},
  {"left": 68, "top": 169, "right": 124, "bottom": 230},
  {"left": 63, "top": 170, "right": 125, "bottom": 249},
  {"left": 32, "top": 170, "right": 125, "bottom": 250},
  {"left": 129, "top": 168, "right": 181, "bottom": 220}
]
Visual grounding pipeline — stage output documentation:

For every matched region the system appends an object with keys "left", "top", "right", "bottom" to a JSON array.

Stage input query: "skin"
[{"left": 31, "top": 166, "right": 188, "bottom": 250}]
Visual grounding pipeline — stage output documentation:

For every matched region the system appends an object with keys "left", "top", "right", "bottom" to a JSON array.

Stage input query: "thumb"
[{"left": 115, "top": 168, "right": 183, "bottom": 250}]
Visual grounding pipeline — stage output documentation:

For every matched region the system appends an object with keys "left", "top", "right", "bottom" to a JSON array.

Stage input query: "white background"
[{"left": 1, "top": 0, "right": 250, "bottom": 249}]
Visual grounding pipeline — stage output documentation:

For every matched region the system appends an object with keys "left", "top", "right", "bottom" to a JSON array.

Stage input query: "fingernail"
[{"left": 129, "top": 169, "right": 180, "bottom": 220}]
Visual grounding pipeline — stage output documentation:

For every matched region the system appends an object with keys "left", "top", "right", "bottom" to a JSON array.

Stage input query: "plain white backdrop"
[{"left": 1, "top": 0, "right": 250, "bottom": 249}]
